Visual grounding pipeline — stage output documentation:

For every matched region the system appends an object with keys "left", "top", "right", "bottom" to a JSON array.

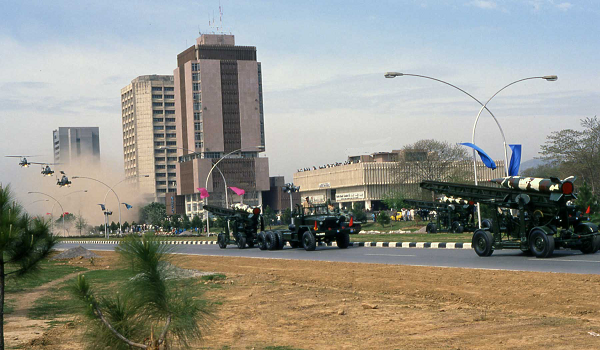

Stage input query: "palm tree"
[
  {"left": 73, "top": 236, "right": 210, "bottom": 349},
  {"left": 0, "top": 185, "right": 56, "bottom": 350}
]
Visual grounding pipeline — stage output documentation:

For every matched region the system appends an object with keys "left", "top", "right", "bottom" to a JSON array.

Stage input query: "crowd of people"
[{"left": 297, "top": 159, "right": 360, "bottom": 172}]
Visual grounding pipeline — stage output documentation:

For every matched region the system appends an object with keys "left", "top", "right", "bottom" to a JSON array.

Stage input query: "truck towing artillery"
[
  {"left": 203, "top": 204, "right": 264, "bottom": 249},
  {"left": 258, "top": 204, "right": 360, "bottom": 251},
  {"left": 403, "top": 198, "right": 480, "bottom": 234},
  {"left": 420, "top": 176, "right": 600, "bottom": 258}
]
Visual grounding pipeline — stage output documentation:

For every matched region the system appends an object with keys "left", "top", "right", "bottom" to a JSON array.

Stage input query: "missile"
[{"left": 489, "top": 176, "right": 574, "bottom": 195}]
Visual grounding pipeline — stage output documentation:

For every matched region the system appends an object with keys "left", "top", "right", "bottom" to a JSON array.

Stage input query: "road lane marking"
[
  {"left": 364, "top": 254, "right": 416, "bottom": 257},
  {"left": 527, "top": 259, "right": 600, "bottom": 263}
]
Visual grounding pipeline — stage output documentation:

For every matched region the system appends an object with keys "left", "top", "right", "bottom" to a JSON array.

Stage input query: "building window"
[
  {"left": 164, "top": 95, "right": 174, "bottom": 99},
  {"left": 166, "top": 125, "right": 176, "bottom": 130},
  {"left": 154, "top": 149, "right": 165, "bottom": 153},
  {"left": 167, "top": 149, "right": 177, "bottom": 153},
  {"left": 193, "top": 112, "right": 201, "bottom": 121},
  {"left": 153, "top": 118, "right": 164, "bottom": 122},
  {"left": 165, "top": 102, "right": 175, "bottom": 107},
  {"left": 154, "top": 141, "right": 165, "bottom": 146},
  {"left": 158, "top": 189, "right": 167, "bottom": 193},
  {"left": 153, "top": 125, "right": 164, "bottom": 130},
  {"left": 191, "top": 63, "right": 199, "bottom": 71},
  {"left": 153, "top": 110, "right": 163, "bottom": 114},
  {"left": 168, "top": 173, "right": 176, "bottom": 177},
  {"left": 166, "top": 141, "right": 176, "bottom": 146},
  {"left": 193, "top": 92, "right": 201, "bottom": 100},
  {"left": 165, "top": 110, "right": 175, "bottom": 115},
  {"left": 166, "top": 118, "right": 176, "bottom": 122},
  {"left": 194, "top": 122, "right": 202, "bottom": 131},
  {"left": 156, "top": 165, "right": 166, "bottom": 169},
  {"left": 152, "top": 87, "right": 163, "bottom": 92},
  {"left": 167, "top": 157, "right": 177, "bottom": 161},
  {"left": 194, "top": 132, "right": 203, "bottom": 141},
  {"left": 155, "top": 157, "right": 165, "bottom": 162},
  {"left": 156, "top": 173, "right": 166, "bottom": 177},
  {"left": 154, "top": 133, "right": 164, "bottom": 138},
  {"left": 192, "top": 73, "right": 200, "bottom": 81},
  {"left": 192, "top": 83, "right": 201, "bottom": 91},
  {"left": 152, "top": 94, "right": 162, "bottom": 99},
  {"left": 193, "top": 102, "right": 201, "bottom": 111},
  {"left": 152, "top": 102, "right": 163, "bottom": 107},
  {"left": 164, "top": 87, "right": 174, "bottom": 91},
  {"left": 195, "top": 142, "right": 203, "bottom": 148},
  {"left": 166, "top": 133, "right": 176, "bottom": 138},
  {"left": 205, "top": 152, "right": 220, "bottom": 158},
  {"left": 168, "top": 165, "right": 176, "bottom": 169},
  {"left": 156, "top": 181, "right": 166, "bottom": 185}
]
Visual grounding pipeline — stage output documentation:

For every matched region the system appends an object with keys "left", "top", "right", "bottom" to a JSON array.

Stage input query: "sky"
[{"left": 1, "top": 0, "right": 599, "bottom": 219}]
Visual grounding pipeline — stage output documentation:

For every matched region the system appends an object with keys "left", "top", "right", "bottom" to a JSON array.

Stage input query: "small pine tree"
[{"left": 376, "top": 211, "right": 391, "bottom": 228}]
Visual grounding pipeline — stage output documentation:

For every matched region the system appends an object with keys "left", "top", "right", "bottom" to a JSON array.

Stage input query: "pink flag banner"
[
  {"left": 197, "top": 187, "right": 210, "bottom": 199},
  {"left": 229, "top": 186, "right": 245, "bottom": 196}
]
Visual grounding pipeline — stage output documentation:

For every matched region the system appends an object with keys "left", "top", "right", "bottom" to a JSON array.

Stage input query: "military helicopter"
[
  {"left": 56, "top": 171, "right": 72, "bottom": 187},
  {"left": 41, "top": 164, "right": 57, "bottom": 176},
  {"left": 5, "top": 155, "right": 44, "bottom": 168}
]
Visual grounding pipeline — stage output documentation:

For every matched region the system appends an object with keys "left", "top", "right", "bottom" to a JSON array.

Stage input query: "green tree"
[
  {"left": 139, "top": 203, "right": 167, "bottom": 227},
  {"left": 72, "top": 236, "right": 210, "bottom": 349},
  {"left": 575, "top": 182, "right": 599, "bottom": 214},
  {"left": 122, "top": 221, "right": 130, "bottom": 232},
  {"left": 110, "top": 221, "right": 118, "bottom": 233},
  {"left": 170, "top": 215, "right": 182, "bottom": 230},
  {"left": 382, "top": 192, "right": 406, "bottom": 211},
  {"left": 182, "top": 215, "right": 191, "bottom": 230},
  {"left": 0, "top": 185, "right": 57, "bottom": 348},
  {"left": 376, "top": 211, "right": 391, "bottom": 228},
  {"left": 281, "top": 208, "right": 292, "bottom": 225},
  {"left": 351, "top": 202, "right": 367, "bottom": 222},
  {"left": 263, "top": 205, "right": 276, "bottom": 228},
  {"left": 190, "top": 215, "right": 202, "bottom": 232},
  {"left": 521, "top": 163, "right": 561, "bottom": 178},
  {"left": 75, "top": 215, "right": 88, "bottom": 236},
  {"left": 538, "top": 116, "right": 600, "bottom": 195}
]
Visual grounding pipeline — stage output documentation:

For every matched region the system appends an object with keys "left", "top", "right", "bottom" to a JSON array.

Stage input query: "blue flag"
[
  {"left": 122, "top": 203, "right": 133, "bottom": 210},
  {"left": 460, "top": 143, "right": 497, "bottom": 170},
  {"left": 98, "top": 203, "right": 106, "bottom": 211},
  {"left": 508, "top": 144, "right": 522, "bottom": 176}
]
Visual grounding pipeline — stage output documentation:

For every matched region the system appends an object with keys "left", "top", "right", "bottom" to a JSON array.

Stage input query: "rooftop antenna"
[{"left": 207, "top": 1, "right": 230, "bottom": 34}]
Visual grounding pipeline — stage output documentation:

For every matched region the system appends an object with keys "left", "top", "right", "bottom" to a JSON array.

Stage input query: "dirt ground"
[{"left": 7, "top": 250, "right": 600, "bottom": 349}]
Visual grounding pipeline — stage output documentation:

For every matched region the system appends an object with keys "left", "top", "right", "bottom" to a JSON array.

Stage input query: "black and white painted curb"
[{"left": 61, "top": 240, "right": 472, "bottom": 249}]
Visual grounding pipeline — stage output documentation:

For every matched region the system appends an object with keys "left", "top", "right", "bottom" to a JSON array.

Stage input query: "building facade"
[
  {"left": 262, "top": 176, "right": 301, "bottom": 213},
  {"left": 294, "top": 152, "right": 506, "bottom": 210},
  {"left": 174, "top": 34, "right": 269, "bottom": 218},
  {"left": 52, "top": 127, "right": 100, "bottom": 167},
  {"left": 121, "top": 75, "right": 177, "bottom": 202}
]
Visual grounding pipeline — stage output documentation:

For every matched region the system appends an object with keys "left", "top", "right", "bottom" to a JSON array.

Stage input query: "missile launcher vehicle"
[
  {"left": 203, "top": 204, "right": 264, "bottom": 249},
  {"left": 420, "top": 176, "right": 599, "bottom": 258},
  {"left": 258, "top": 204, "right": 360, "bottom": 251}
]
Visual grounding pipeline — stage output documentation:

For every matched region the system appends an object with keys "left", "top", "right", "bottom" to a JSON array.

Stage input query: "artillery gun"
[
  {"left": 403, "top": 198, "right": 479, "bottom": 234},
  {"left": 420, "top": 176, "right": 600, "bottom": 258},
  {"left": 203, "top": 204, "right": 264, "bottom": 249},
  {"left": 258, "top": 204, "right": 360, "bottom": 251}
]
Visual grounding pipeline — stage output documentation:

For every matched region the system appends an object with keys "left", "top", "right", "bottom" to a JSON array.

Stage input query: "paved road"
[{"left": 56, "top": 243, "right": 600, "bottom": 275}]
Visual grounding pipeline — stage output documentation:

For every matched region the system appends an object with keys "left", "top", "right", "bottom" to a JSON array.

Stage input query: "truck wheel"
[
  {"left": 336, "top": 232, "right": 350, "bottom": 249},
  {"left": 275, "top": 232, "right": 285, "bottom": 250},
  {"left": 257, "top": 232, "right": 267, "bottom": 250},
  {"left": 472, "top": 229, "right": 493, "bottom": 257},
  {"left": 302, "top": 231, "right": 316, "bottom": 251},
  {"left": 529, "top": 229, "right": 555, "bottom": 258},
  {"left": 266, "top": 231, "right": 277, "bottom": 250},
  {"left": 482, "top": 219, "right": 493, "bottom": 230},
  {"left": 452, "top": 221, "right": 464, "bottom": 233},
  {"left": 426, "top": 223, "right": 437, "bottom": 234},
  {"left": 217, "top": 233, "right": 227, "bottom": 249},
  {"left": 237, "top": 234, "right": 247, "bottom": 249},
  {"left": 580, "top": 235, "right": 600, "bottom": 254}
]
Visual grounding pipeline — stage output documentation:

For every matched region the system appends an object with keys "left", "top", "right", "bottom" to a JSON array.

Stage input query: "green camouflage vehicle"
[{"left": 203, "top": 204, "right": 263, "bottom": 249}]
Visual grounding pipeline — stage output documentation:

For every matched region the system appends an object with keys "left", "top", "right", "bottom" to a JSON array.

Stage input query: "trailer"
[{"left": 203, "top": 204, "right": 264, "bottom": 249}]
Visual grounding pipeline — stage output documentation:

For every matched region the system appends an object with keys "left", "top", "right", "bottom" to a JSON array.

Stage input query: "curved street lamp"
[
  {"left": 205, "top": 145, "right": 265, "bottom": 235},
  {"left": 27, "top": 191, "right": 65, "bottom": 235},
  {"left": 72, "top": 176, "right": 122, "bottom": 235}
]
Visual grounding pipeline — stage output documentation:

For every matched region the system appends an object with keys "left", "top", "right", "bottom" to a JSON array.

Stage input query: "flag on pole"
[
  {"left": 508, "top": 144, "right": 522, "bottom": 176},
  {"left": 229, "top": 186, "right": 245, "bottom": 196},
  {"left": 586, "top": 206, "right": 591, "bottom": 214},
  {"left": 122, "top": 203, "right": 133, "bottom": 210},
  {"left": 460, "top": 143, "right": 497, "bottom": 169},
  {"left": 197, "top": 187, "right": 210, "bottom": 199},
  {"left": 98, "top": 204, "right": 106, "bottom": 211}
]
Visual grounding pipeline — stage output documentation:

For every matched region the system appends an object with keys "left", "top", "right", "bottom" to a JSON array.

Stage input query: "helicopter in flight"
[
  {"left": 56, "top": 171, "right": 72, "bottom": 187},
  {"left": 5, "top": 155, "right": 44, "bottom": 168},
  {"left": 41, "top": 164, "right": 57, "bottom": 176}
]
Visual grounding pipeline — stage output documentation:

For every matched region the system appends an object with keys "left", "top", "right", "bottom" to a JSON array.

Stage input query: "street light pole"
[
  {"left": 205, "top": 145, "right": 264, "bottom": 235},
  {"left": 28, "top": 191, "right": 65, "bottom": 236},
  {"left": 73, "top": 176, "right": 122, "bottom": 235}
]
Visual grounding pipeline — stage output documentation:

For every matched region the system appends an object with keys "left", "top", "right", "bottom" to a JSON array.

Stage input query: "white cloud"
[
  {"left": 556, "top": 2, "right": 573, "bottom": 11},
  {"left": 469, "top": 1, "right": 498, "bottom": 10}
]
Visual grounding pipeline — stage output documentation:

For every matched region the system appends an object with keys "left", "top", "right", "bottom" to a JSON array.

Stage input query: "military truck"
[
  {"left": 420, "top": 176, "right": 600, "bottom": 258},
  {"left": 258, "top": 204, "right": 360, "bottom": 251},
  {"left": 203, "top": 204, "right": 264, "bottom": 249},
  {"left": 403, "top": 198, "right": 480, "bottom": 234}
]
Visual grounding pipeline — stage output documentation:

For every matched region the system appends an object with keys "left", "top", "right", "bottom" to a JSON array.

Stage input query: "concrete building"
[
  {"left": 52, "top": 127, "right": 100, "bottom": 167},
  {"left": 262, "top": 176, "right": 301, "bottom": 213},
  {"left": 121, "top": 75, "right": 177, "bottom": 202},
  {"left": 174, "top": 34, "right": 269, "bottom": 218},
  {"left": 294, "top": 151, "right": 506, "bottom": 211}
]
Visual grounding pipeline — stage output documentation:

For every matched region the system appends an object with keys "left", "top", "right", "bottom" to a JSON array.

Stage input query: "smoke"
[{"left": 8, "top": 155, "right": 154, "bottom": 236}]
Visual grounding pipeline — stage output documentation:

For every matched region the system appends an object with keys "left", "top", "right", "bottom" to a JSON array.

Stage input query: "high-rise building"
[
  {"left": 174, "top": 34, "right": 269, "bottom": 217},
  {"left": 53, "top": 127, "right": 100, "bottom": 167},
  {"left": 121, "top": 75, "right": 177, "bottom": 202}
]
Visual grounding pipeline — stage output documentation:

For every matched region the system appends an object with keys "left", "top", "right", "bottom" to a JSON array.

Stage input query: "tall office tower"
[
  {"left": 121, "top": 75, "right": 177, "bottom": 202},
  {"left": 53, "top": 127, "right": 100, "bottom": 167},
  {"left": 174, "top": 34, "right": 269, "bottom": 217}
]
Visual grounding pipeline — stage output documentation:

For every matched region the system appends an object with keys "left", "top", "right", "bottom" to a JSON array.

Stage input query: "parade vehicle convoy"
[
  {"left": 403, "top": 198, "right": 482, "bottom": 234},
  {"left": 258, "top": 204, "right": 360, "bottom": 251},
  {"left": 420, "top": 176, "right": 600, "bottom": 258},
  {"left": 203, "top": 204, "right": 264, "bottom": 249}
]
